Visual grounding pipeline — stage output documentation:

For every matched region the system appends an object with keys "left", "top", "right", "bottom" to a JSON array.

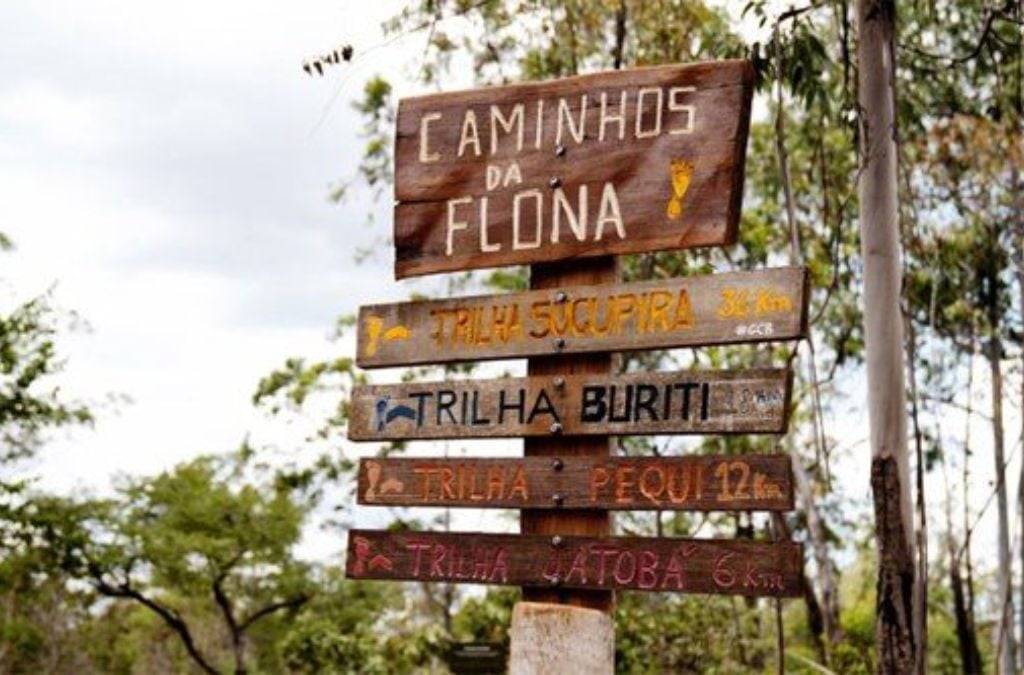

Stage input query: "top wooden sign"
[{"left": 393, "top": 61, "right": 754, "bottom": 279}]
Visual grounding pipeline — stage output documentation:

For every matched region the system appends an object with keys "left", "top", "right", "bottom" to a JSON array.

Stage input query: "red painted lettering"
[
  {"left": 615, "top": 466, "right": 635, "bottom": 503},
  {"left": 639, "top": 465, "right": 665, "bottom": 504},
  {"left": 712, "top": 552, "right": 737, "bottom": 588},
  {"left": 637, "top": 550, "right": 659, "bottom": 589},
  {"left": 565, "top": 548, "right": 589, "bottom": 584},
  {"left": 593, "top": 544, "right": 619, "bottom": 584},
  {"left": 407, "top": 542, "right": 431, "bottom": 576},
  {"left": 430, "top": 544, "right": 447, "bottom": 577},
  {"left": 490, "top": 548, "right": 509, "bottom": 582},
  {"left": 613, "top": 550, "right": 637, "bottom": 584},
  {"left": 589, "top": 466, "right": 610, "bottom": 502}
]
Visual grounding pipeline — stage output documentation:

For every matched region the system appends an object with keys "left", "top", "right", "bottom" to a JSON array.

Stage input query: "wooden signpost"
[
  {"left": 356, "top": 455, "right": 794, "bottom": 511},
  {"left": 343, "top": 58, "right": 806, "bottom": 671},
  {"left": 347, "top": 530, "right": 802, "bottom": 597},
  {"left": 349, "top": 368, "right": 792, "bottom": 440},
  {"left": 357, "top": 266, "right": 808, "bottom": 368},
  {"left": 393, "top": 61, "right": 753, "bottom": 279}
]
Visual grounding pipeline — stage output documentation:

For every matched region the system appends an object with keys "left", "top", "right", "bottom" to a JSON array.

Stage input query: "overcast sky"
[
  {"left": 0, "top": 1, "right": 1015, "bottom": 567},
  {"left": 0, "top": 0, "right": 421, "bottom": 492}
]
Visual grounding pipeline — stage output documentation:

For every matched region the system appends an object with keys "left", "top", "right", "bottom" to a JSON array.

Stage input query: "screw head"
[
  {"left": 554, "top": 143, "right": 567, "bottom": 157},
  {"left": 552, "top": 376, "right": 565, "bottom": 389},
  {"left": 553, "top": 290, "right": 568, "bottom": 303},
  {"left": 549, "top": 422, "right": 563, "bottom": 434},
  {"left": 552, "top": 493, "right": 565, "bottom": 506},
  {"left": 553, "top": 337, "right": 566, "bottom": 350},
  {"left": 549, "top": 576, "right": 561, "bottom": 586},
  {"left": 551, "top": 458, "right": 564, "bottom": 471},
  {"left": 550, "top": 535, "right": 564, "bottom": 547},
  {"left": 548, "top": 176, "right": 562, "bottom": 189}
]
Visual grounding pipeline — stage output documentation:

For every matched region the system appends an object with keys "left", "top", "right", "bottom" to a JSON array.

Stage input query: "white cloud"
[{"left": 0, "top": 0, "right": 409, "bottom": 498}]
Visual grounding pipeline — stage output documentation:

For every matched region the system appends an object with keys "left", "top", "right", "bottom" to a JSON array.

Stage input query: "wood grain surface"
[
  {"left": 357, "top": 266, "right": 809, "bottom": 368},
  {"left": 356, "top": 454, "right": 794, "bottom": 511},
  {"left": 346, "top": 529, "right": 803, "bottom": 597},
  {"left": 348, "top": 368, "right": 792, "bottom": 440},
  {"left": 393, "top": 61, "right": 753, "bottom": 278}
]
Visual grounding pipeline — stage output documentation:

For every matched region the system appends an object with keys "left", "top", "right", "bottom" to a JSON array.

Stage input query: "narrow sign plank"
[
  {"left": 346, "top": 530, "right": 803, "bottom": 597},
  {"left": 357, "top": 266, "right": 809, "bottom": 368},
  {"left": 356, "top": 454, "right": 794, "bottom": 511},
  {"left": 348, "top": 368, "right": 791, "bottom": 440},
  {"left": 393, "top": 61, "right": 753, "bottom": 278}
]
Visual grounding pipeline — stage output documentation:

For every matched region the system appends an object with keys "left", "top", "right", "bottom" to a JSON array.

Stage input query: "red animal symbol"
[{"left": 351, "top": 536, "right": 393, "bottom": 576}]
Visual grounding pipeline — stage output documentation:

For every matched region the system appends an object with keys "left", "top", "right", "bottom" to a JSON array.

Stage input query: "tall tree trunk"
[
  {"left": 988, "top": 319, "right": 1015, "bottom": 674},
  {"left": 962, "top": 330, "right": 982, "bottom": 672},
  {"left": 855, "top": 1, "right": 919, "bottom": 672},
  {"left": 941, "top": 426, "right": 982, "bottom": 674},
  {"left": 1013, "top": 4, "right": 1024, "bottom": 657},
  {"left": 904, "top": 312, "right": 928, "bottom": 668},
  {"left": 773, "top": 32, "right": 841, "bottom": 661}
]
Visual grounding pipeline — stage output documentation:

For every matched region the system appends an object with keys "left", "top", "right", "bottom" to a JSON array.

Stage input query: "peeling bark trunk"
[
  {"left": 855, "top": 1, "right": 919, "bottom": 672},
  {"left": 870, "top": 457, "right": 917, "bottom": 672}
]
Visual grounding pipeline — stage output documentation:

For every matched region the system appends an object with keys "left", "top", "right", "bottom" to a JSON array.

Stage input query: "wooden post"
[
  {"left": 521, "top": 256, "right": 617, "bottom": 612},
  {"left": 855, "top": 1, "right": 919, "bottom": 672},
  {"left": 514, "top": 256, "right": 616, "bottom": 672},
  {"left": 509, "top": 602, "right": 614, "bottom": 675}
]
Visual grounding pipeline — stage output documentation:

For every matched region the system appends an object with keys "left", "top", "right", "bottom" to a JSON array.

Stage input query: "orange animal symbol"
[
  {"left": 666, "top": 160, "right": 695, "bottom": 220},
  {"left": 364, "top": 461, "right": 404, "bottom": 501}
]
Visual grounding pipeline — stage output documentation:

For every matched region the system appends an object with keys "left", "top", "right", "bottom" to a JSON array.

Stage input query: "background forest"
[{"left": 1, "top": 0, "right": 1023, "bottom": 673}]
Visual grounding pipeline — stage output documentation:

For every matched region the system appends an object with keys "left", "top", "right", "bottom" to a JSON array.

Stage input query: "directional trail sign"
[
  {"left": 344, "top": 59, "right": 806, "bottom": 607},
  {"left": 356, "top": 454, "right": 794, "bottom": 511},
  {"left": 393, "top": 61, "right": 754, "bottom": 278},
  {"left": 357, "top": 266, "right": 809, "bottom": 368},
  {"left": 349, "top": 368, "right": 792, "bottom": 440},
  {"left": 346, "top": 530, "right": 803, "bottom": 597}
]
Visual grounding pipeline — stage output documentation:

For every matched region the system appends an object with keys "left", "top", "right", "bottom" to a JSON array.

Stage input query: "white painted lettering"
[
  {"left": 668, "top": 86, "right": 696, "bottom": 135},
  {"left": 551, "top": 185, "right": 588, "bottom": 243},
  {"left": 635, "top": 87, "right": 663, "bottom": 139},
  {"left": 446, "top": 197, "right": 472, "bottom": 255},
  {"left": 595, "top": 182, "right": 626, "bottom": 240},
  {"left": 419, "top": 112, "right": 442, "bottom": 163},
  {"left": 458, "top": 110, "right": 482, "bottom": 158},
  {"left": 556, "top": 95, "right": 588, "bottom": 146},
  {"left": 512, "top": 190, "right": 544, "bottom": 250},
  {"left": 599, "top": 91, "right": 627, "bottom": 142},
  {"left": 490, "top": 103, "right": 525, "bottom": 155},
  {"left": 479, "top": 196, "right": 499, "bottom": 252}
]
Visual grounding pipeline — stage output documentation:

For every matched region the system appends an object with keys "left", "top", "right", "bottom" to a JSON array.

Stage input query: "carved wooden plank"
[
  {"left": 349, "top": 368, "right": 791, "bottom": 440},
  {"left": 356, "top": 454, "right": 794, "bottom": 511},
  {"left": 345, "top": 530, "right": 803, "bottom": 597},
  {"left": 357, "top": 266, "right": 809, "bottom": 368},
  {"left": 393, "top": 61, "right": 753, "bottom": 278}
]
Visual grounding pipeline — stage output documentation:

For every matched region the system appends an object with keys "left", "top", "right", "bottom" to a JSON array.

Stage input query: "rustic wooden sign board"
[
  {"left": 356, "top": 454, "right": 793, "bottom": 511},
  {"left": 393, "top": 61, "right": 753, "bottom": 278},
  {"left": 349, "top": 368, "right": 791, "bottom": 440},
  {"left": 357, "top": 266, "right": 808, "bottom": 368},
  {"left": 346, "top": 530, "right": 802, "bottom": 597}
]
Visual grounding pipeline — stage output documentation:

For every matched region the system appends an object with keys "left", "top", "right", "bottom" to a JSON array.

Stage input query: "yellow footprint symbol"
[
  {"left": 364, "top": 316, "right": 411, "bottom": 357},
  {"left": 666, "top": 159, "right": 694, "bottom": 220}
]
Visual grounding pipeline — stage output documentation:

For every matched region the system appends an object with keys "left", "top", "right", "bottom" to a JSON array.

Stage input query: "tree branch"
[
  {"left": 90, "top": 569, "right": 219, "bottom": 675},
  {"left": 238, "top": 594, "right": 310, "bottom": 632}
]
